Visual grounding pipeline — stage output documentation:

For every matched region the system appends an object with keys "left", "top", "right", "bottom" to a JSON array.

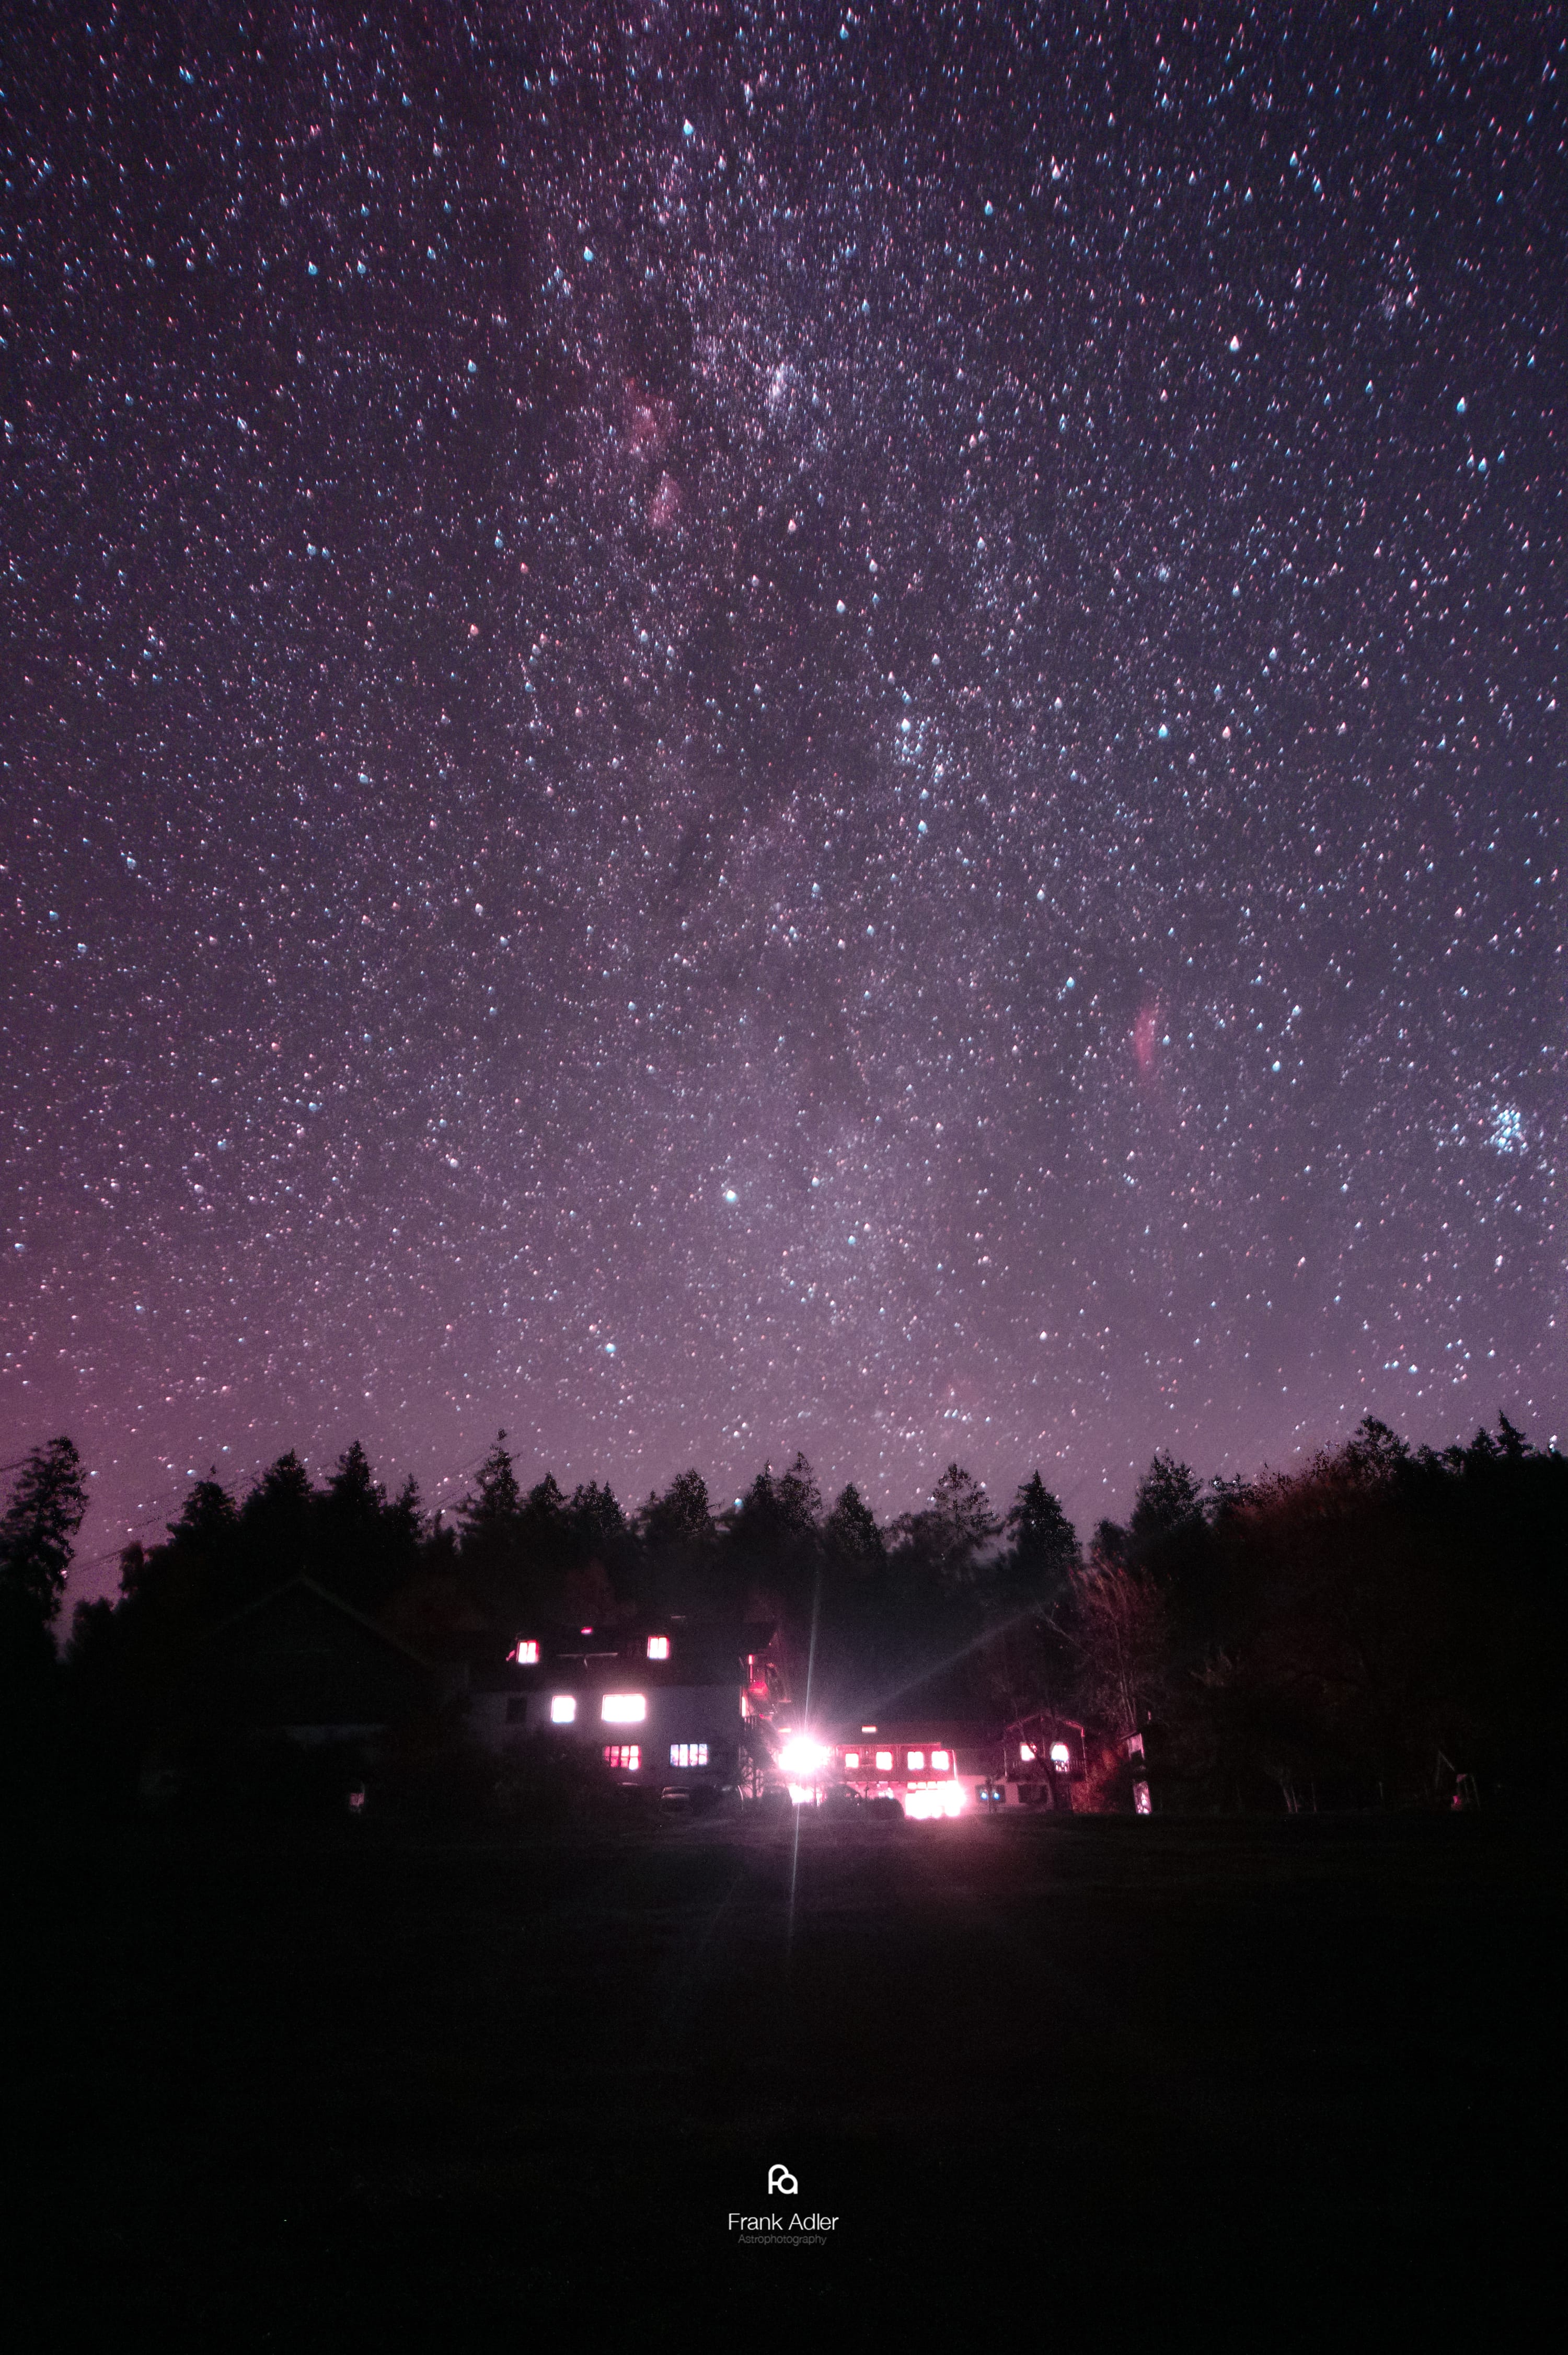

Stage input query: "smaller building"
[
  {"left": 1004, "top": 1709, "right": 1088, "bottom": 1808},
  {"left": 813, "top": 1709, "right": 1086, "bottom": 1815}
]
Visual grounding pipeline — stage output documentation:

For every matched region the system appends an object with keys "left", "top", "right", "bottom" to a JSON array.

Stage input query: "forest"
[{"left": 2, "top": 1412, "right": 1563, "bottom": 1814}]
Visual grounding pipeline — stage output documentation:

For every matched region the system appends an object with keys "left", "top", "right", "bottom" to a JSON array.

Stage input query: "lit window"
[
  {"left": 604, "top": 1744, "right": 641, "bottom": 1771},
  {"left": 550, "top": 1694, "right": 577, "bottom": 1724},
  {"left": 1050, "top": 1741, "right": 1071, "bottom": 1768},
  {"left": 907, "top": 1750, "right": 925, "bottom": 1771},
  {"left": 931, "top": 1749, "right": 950, "bottom": 1772},
  {"left": 1019, "top": 1742, "right": 1036, "bottom": 1762},
  {"left": 601, "top": 1693, "right": 647, "bottom": 1724},
  {"left": 670, "top": 1743, "right": 709, "bottom": 1767},
  {"left": 647, "top": 1634, "right": 671, "bottom": 1660},
  {"left": 843, "top": 1751, "right": 860, "bottom": 1770},
  {"left": 875, "top": 1750, "right": 893, "bottom": 1772},
  {"left": 514, "top": 1638, "right": 539, "bottom": 1665}
]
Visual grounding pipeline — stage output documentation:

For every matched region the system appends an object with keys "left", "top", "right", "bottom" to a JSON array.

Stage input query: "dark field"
[{"left": 9, "top": 1807, "right": 1557, "bottom": 2337}]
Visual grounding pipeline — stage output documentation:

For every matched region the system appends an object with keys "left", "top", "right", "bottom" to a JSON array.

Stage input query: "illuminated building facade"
[
  {"left": 815, "top": 1711, "right": 1086, "bottom": 1816},
  {"left": 458, "top": 1618, "right": 791, "bottom": 1797}
]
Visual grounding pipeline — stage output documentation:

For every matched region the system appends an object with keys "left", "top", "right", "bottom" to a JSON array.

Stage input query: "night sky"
[{"left": 5, "top": 4, "right": 1563, "bottom": 1599}]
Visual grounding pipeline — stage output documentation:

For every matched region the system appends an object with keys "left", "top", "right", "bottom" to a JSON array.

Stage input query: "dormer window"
[
  {"left": 907, "top": 1751, "right": 926, "bottom": 1772},
  {"left": 646, "top": 1634, "right": 670, "bottom": 1660},
  {"left": 514, "top": 1639, "right": 539, "bottom": 1665},
  {"left": 931, "top": 1749, "right": 951, "bottom": 1773},
  {"left": 844, "top": 1751, "right": 860, "bottom": 1770},
  {"left": 875, "top": 1751, "right": 893, "bottom": 1772}
]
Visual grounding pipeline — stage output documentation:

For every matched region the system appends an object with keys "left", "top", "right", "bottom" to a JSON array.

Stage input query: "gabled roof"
[
  {"left": 471, "top": 1616, "right": 779, "bottom": 1685},
  {"left": 197, "top": 1573, "right": 437, "bottom": 1669},
  {"left": 187, "top": 1576, "right": 441, "bottom": 1734}
]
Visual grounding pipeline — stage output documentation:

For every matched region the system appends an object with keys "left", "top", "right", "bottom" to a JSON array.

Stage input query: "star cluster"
[{"left": 4, "top": 4, "right": 1563, "bottom": 1591}]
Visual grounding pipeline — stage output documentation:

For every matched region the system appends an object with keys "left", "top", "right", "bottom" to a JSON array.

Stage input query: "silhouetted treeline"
[{"left": 1, "top": 1412, "right": 1563, "bottom": 1813}]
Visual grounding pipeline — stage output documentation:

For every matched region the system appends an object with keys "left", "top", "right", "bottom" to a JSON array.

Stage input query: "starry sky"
[{"left": 5, "top": 3, "right": 1563, "bottom": 1600}]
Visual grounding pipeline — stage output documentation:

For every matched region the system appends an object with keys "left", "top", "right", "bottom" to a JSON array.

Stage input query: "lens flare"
[{"left": 777, "top": 1736, "right": 829, "bottom": 1776}]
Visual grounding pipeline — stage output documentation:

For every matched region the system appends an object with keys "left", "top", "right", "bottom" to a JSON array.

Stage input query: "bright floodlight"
[
  {"left": 905, "top": 1782, "right": 966, "bottom": 1820},
  {"left": 601, "top": 1693, "right": 647, "bottom": 1723},
  {"left": 550, "top": 1694, "right": 577, "bottom": 1724},
  {"left": 777, "top": 1736, "right": 829, "bottom": 1776}
]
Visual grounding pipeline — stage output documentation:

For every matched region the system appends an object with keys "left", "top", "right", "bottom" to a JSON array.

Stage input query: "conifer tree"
[
  {"left": 460, "top": 1433, "right": 522, "bottom": 1537},
  {"left": 0, "top": 1436, "right": 89, "bottom": 1635},
  {"left": 1006, "top": 1472, "right": 1079, "bottom": 1598}
]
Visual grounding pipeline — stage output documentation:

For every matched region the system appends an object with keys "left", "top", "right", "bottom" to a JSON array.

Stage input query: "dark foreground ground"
[{"left": 7, "top": 1805, "right": 1558, "bottom": 2339}]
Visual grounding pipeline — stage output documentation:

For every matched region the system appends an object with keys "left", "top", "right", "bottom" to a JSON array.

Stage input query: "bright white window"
[
  {"left": 843, "top": 1751, "right": 860, "bottom": 1770},
  {"left": 1050, "top": 1741, "right": 1071, "bottom": 1768},
  {"left": 550, "top": 1694, "right": 577, "bottom": 1724},
  {"left": 875, "top": 1750, "right": 893, "bottom": 1771},
  {"left": 931, "top": 1749, "right": 951, "bottom": 1772},
  {"left": 515, "top": 1638, "right": 539, "bottom": 1665},
  {"left": 670, "top": 1743, "right": 709, "bottom": 1768},
  {"left": 646, "top": 1634, "right": 671, "bottom": 1660},
  {"left": 1019, "top": 1742, "right": 1036, "bottom": 1762},
  {"left": 604, "top": 1744, "right": 641, "bottom": 1771},
  {"left": 907, "top": 1750, "right": 925, "bottom": 1771},
  {"left": 601, "top": 1693, "right": 647, "bottom": 1724}
]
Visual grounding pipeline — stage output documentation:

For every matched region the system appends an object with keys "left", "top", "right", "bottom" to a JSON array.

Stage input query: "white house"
[{"left": 456, "top": 1616, "right": 791, "bottom": 1798}]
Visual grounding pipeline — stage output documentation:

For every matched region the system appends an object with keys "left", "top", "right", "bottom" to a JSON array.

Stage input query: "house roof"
[
  {"left": 198, "top": 1574, "right": 436, "bottom": 1668},
  {"left": 469, "top": 1617, "right": 778, "bottom": 1691},
  {"left": 190, "top": 1576, "right": 438, "bottom": 1731}
]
